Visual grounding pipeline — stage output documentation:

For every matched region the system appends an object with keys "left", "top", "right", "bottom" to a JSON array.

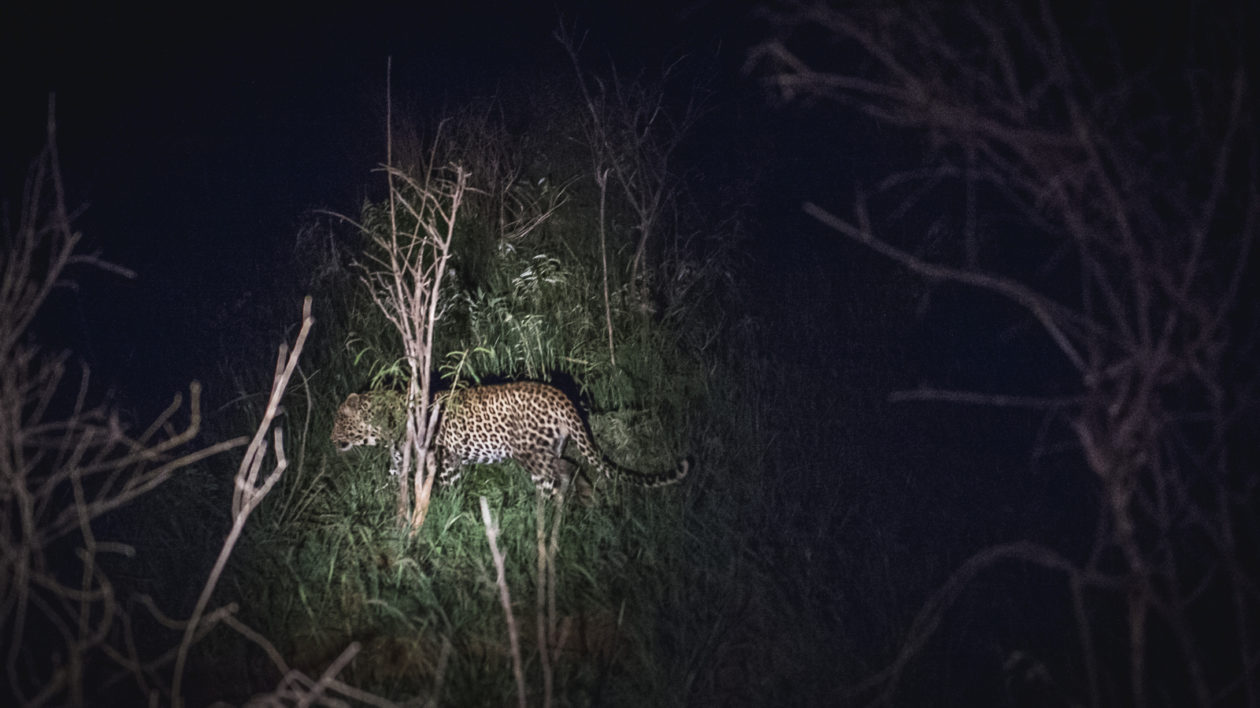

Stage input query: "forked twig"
[{"left": 172, "top": 297, "right": 314, "bottom": 705}]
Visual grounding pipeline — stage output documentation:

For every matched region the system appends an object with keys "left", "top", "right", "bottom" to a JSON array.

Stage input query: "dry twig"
[
  {"left": 480, "top": 497, "right": 528, "bottom": 708},
  {"left": 756, "top": 2, "right": 1259, "bottom": 705}
]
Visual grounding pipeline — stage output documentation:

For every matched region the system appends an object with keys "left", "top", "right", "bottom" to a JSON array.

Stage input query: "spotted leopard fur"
[{"left": 330, "top": 382, "right": 689, "bottom": 493}]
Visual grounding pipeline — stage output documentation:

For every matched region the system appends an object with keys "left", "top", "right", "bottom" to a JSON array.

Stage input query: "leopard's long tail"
[
  {"left": 570, "top": 428, "right": 690, "bottom": 487},
  {"left": 615, "top": 457, "right": 692, "bottom": 487}
]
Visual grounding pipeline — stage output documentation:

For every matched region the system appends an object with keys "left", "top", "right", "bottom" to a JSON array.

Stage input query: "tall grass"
[
  {"left": 5, "top": 70, "right": 945, "bottom": 708},
  {"left": 6, "top": 70, "right": 934, "bottom": 708},
  {"left": 210, "top": 68, "right": 759, "bottom": 705}
]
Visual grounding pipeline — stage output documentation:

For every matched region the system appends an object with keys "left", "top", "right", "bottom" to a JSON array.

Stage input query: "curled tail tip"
[{"left": 650, "top": 457, "right": 691, "bottom": 486}]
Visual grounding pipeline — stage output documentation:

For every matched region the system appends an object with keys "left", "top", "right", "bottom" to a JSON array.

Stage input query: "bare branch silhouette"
[{"left": 756, "top": 2, "right": 1259, "bottom": 705}]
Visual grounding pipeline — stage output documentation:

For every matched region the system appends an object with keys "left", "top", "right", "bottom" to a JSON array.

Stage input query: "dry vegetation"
[{"left": 755, "top": 2, "right": 1259, "bottom": 704}]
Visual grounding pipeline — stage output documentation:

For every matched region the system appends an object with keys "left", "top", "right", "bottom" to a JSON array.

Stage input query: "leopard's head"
[{"left": 331, "top": 392, "right": 391, "bottom": 451}]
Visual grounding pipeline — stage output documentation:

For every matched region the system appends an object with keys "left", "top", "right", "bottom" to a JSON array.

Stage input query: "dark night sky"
[
  {"left": 6, "top": 3, "right": 1244, "bottom": 424},
  {"left": 3, "top": 2, "right": 792, "bottom": 408},
  {"left": 1, "top": 1, "right": 1066, "bottom": 429}
]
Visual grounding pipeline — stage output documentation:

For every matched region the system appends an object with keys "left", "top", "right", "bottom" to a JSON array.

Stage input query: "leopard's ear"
[{"left": 344, "top": 393, "right": 360, "bottom": 406}]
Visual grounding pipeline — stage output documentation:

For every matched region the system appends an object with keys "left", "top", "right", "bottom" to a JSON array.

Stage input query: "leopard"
[{"left": 330, "top": 382, "right": 689, "bottom": 494}]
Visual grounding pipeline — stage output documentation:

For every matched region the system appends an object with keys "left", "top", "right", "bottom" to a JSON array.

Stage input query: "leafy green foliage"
[
  {"left": 181, "top": 68, "right": 899, "bottom": 707},
  {"left": 206, "top": 77, "right": 737, "bottom": 704}
]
